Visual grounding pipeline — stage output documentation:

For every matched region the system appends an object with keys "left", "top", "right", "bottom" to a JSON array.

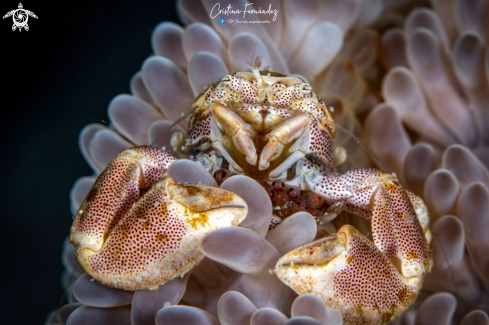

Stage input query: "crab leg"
[
  {"left": 259, "top": 114, "right": 309, "bottom": 171},
  {"left": 262, "top": 115, "right": 336, "bottom": 179},
  {"left": 70, "top": 146, "right": 248, "bottom": 290},
  {"left": 210, "top": 103, "right": 257, "bottom": 166}
]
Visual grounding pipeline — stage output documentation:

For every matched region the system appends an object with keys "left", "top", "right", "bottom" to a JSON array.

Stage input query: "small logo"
[
  {"left": 220, "top": 19, "right": 225, "bottom": 24},
  {"left": 3, "top": 3, "right": 38, "bottom": 32}
]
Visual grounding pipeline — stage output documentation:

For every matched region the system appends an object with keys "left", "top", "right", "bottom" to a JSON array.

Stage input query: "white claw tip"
[
  {"left": 329, "top": 106, "right": 334, "bottom": 112},
  {"left": 163, "top": 302, "right": 171, "bottom": 307}
]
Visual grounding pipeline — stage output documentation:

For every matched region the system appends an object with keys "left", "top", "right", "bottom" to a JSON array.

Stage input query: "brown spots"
[
  {"left": 156, "top": 232, "right": 168, "bottom": 242},
  {"left": 268, "top": 216, "right": 282, "bottom": 231},
  {"left": 333, "top": 227, "right": 413, "bottom": 313},
  {"left": 84, "top": 182, "right": 187, "bottom": 280},
  {"left": 397, "top": 287, "right": 410, "bottom": 303},
  {"left": 85, "top": 186, "right": 99, "bottom": 203},
  {"left": 406, "top": 251, "right": 418, "bottom": 260}
]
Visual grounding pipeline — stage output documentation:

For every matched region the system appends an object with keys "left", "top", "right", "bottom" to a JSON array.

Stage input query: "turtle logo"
[{"left": 3, "top": 3, "right": 37, "bottom": 32}]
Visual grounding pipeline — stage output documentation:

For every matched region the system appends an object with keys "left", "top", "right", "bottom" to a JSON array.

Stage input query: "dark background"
[{"left": 0, "top": 0, "right": 180, "bottom": 323}]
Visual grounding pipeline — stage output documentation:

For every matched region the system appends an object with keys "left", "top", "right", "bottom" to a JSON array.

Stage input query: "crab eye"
[
  {"left": 221, "top": 75, "right": 232, "bottom": 84},
  {"left": 300, "top": 83, "right": 312, "bottom": 92}
]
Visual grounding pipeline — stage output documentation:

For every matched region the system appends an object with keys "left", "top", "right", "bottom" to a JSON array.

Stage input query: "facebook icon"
[{"left": 220, "top": 19, "right": 225, "bottom": 24}]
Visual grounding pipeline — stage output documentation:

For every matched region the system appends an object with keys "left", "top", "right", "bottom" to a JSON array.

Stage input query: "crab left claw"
[{"left": 71, "top": 146, "right": 247, "bottom": 290}]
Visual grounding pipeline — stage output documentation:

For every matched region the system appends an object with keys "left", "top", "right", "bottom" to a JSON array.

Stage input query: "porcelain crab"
[{"left": 70, "top": 59, "right": 432, "bottom": 325}]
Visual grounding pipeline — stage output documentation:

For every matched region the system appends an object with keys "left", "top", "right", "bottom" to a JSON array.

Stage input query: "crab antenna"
[
  {"left": 323, "top": 119, "right": 404, "bottom": 185},
  {"left": 149, "top": 110, "right": 193, "bottom": 147},
  {"left": 246, "top": 53, "right": 264, "bottom": 87}
]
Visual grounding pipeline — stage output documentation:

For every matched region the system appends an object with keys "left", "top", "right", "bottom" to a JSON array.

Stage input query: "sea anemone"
[
  {"left": 365, "top": 1, "right": 489, "bottom": 324},
  {"left": 47, "top": 0, "right": 489, "bottom": 324}
]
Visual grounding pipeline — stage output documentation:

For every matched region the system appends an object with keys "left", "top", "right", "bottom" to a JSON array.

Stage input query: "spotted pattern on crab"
[
  {"left": 127, "top": 146, "right": 178, "bottom": 189},
  {"left": 214, "top": 90, "right": 228, "bottom": 101},
  {"left": 239, "top": 80, "right": 261, "bottom": 105},
  {"left": 333, "top": 229, "right": 415, "bottom": 311},
  {"left": 204, "top": 84, "right": 240, "bottom": 105},
  {"left": 306, "top": 116, "right": 334, "bottom": 170},
  {"left": 371, "top": 187, "right": 397, "bottom": 259},
  {"left": 71, "top": 159, "right": 140, "bottom": 250},
  {"left": 305, "top": 168, "right": 385, "bottom": 201},
  {"left": 239, "top": 104, "right": 263, "bottom": 114},
  {"left": 372, "top": 184, "right": 429, "bottom": 275},
  {"left": 201, "top": 87, "right": 214, "bottom": 100},
  {"left": 343, "top": 187, "right": 376, "bottom": 220},
  {"left": 273, "top": 87, "right": 294, "bottom": 108},
  {"left": 228, "top": 76, "right": 241, "bottom": 93},
  {"left": 71, "top": 68, "right": 432, "bottom": 324},
  {"left": 406, "top": 190, "right": 430, "bottom": 232},
  {"left": 318, "top": 101, "right": 330, "bottom": 119},
  {"left": 293, "top": 84, "right": 314, "bottom": 100},
  {"left": 269, "top": 106, "right": 292, "bottom": 120},
  {"left": 295, "top": 101, "right": 318, "bottom": 114},
  {"left": 186, "top": 116, "right": 211, "bottom": 146},
  {"left": 88, "top": 186, "right": 187, "bottom": 275},
  {"left": 306, "top": 168, "right": 371, "bottom": 201},
  {"left": 312, "top": 101, "right": 335, "bottom": 136},
  {"left": 299, "top": 157, "right": 328, "bottom": 174},
  {"left": 71, "top": 147, "right": 176, "bottom": 251},
  {"left": 72, "top": 172, "right": 248, "bottom": 290},
  {"left": 269, "top": 215, "right": 283, "bottom": 231},
  {"left": 339, "top": 168, "right": 386, "bottom": 190},
  {"left": 309, "top": 178, "right": 352, "bottom": 200},
  {"left": 272, "top": 82, "right": 286, "bottom": 91}
]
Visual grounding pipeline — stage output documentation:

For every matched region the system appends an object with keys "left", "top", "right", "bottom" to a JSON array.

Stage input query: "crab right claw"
[
  {"left": 70, "top": 146, "right": 248, "bottom": 291},
  {"left": 279, "top": 167, "right": 432, "bottom": 325},
  {"left": 275, "top": 225, "right": 421, "bottom": 325}
]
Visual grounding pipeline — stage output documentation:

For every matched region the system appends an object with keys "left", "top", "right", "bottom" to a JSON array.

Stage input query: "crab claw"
[
  {"left": 274, "top": 225, "right": 422, "bottom": 325},
  {"left": 71, "top": 147, "right": 247, "bottom": 290}
]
